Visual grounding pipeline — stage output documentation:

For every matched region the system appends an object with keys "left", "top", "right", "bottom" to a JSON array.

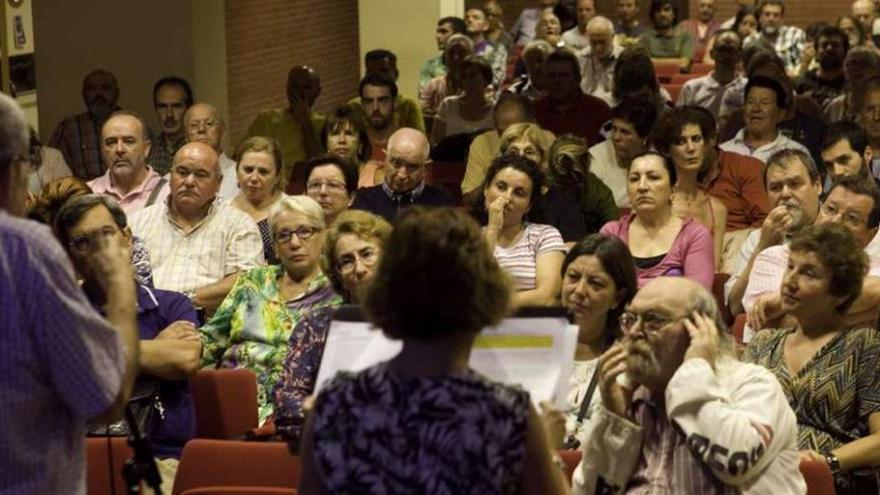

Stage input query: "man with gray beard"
[{"left": 572, "top": 277, "right": 805, "bottom": 494}]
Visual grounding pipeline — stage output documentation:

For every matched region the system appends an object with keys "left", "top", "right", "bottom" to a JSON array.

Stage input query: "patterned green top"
[
  {"left": 200, "top": 265, "right": 342, "bottom": 423},
  {"left": 419, "top": 55, "right": 447, "bottom": 92},
  {"left": 745, "top": 327, "right": 880, "bottom": 452}
]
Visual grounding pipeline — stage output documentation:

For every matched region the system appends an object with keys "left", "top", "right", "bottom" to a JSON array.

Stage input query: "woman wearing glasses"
[
  {"left": 201, "top": 195, "right": 343, "bottom": 424},
  {"left": 229, "top": 136, "right": 290, "bottom": 264},
  {"left": 274, "top": 209, "right": 392, "bottom": 444},
  {"left": 303, "top": 154, "right": 358, "bottom": 227}
]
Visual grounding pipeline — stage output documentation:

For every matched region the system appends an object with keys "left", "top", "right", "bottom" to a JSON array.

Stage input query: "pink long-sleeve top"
[{"left": 600, "top": 213, "right": 715, "bottom": 289}]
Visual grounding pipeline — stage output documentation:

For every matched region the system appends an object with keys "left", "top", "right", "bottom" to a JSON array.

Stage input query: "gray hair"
[
  {"left": 0, "top": 93, "right": 29, "bottom": 172},
  {"left": 445, "top": 33, "right": 474, "bottom": 53},
  {"left": 54, "top": 194, "right": 128, "bottom": 248},
  {"left": 268, "top": 195, "right": 326, "bottom": 234},
  {"left": 183, "top": 103, "right": 226, "bottom": 132},
  {"left": 763, "top": 148, "right": 821, "bottom": 187},
  {"left": 586, "top": 15, "right": 614, "bottom": 34},
  {"left": 686, "top": 286, "right": 735, "bottom": 356}
]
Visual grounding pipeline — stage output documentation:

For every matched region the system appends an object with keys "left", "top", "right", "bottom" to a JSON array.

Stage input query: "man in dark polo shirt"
[{"left": 351, "top": 127, "right": 453, "bottom": 222}]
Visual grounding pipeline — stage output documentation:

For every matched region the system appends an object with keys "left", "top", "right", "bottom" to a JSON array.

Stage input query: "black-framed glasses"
[
  {"left": 274, "top": 226, "right": 321, "bottom": 243},
  {"left": 67, "top": 226, "right": 119, "bottom": 253}
]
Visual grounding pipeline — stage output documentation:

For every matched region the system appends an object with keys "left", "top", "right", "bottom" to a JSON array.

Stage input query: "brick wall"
[{"left": 225, "top": 0, "right": 360, "bottom": 146}]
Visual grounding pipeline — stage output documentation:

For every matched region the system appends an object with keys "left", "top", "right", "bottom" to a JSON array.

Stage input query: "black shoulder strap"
[{"left": 145, "top": 177, "right": 168, "bottom": 206}]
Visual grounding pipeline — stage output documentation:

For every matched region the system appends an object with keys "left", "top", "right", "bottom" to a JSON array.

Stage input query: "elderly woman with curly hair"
[{"left": 298, "top": 207, "right": 568, "bottom": 494}]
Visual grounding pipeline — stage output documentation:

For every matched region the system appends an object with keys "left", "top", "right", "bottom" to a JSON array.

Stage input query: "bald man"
[
  {"left": 184, "top": 103, "right": 238, "bottom": 200},
  {"left": 130, "top": 142, "right": 264, "bottom": 315},
  {"left": 350, "top": 127, "right": 454, "bottom": 222},
  {"left": 246, "top": 65, "right": 324, "bottom": 187},
  {"left": 853, "top": 0, "right": 880, "bottom": 45}
]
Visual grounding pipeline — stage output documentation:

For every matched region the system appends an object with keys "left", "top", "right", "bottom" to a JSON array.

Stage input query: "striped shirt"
[
  {"left": 492, "top": 222, "right": 565, "bottom": 291},
  {"left": 0, "top": 211, "right": 125, "bottom": 494}
]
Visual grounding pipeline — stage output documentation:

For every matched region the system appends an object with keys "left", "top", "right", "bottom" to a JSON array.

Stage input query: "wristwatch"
[{"left": 823, "top": 451, "right": 841, "bottom": 474}]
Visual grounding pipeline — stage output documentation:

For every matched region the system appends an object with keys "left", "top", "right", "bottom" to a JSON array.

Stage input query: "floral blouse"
[
  {"left": 200, "top": 265, "right": 342, "bottom": 423},
  {"left": 745, "top": 327, "right": 880, "bottom": 452}
]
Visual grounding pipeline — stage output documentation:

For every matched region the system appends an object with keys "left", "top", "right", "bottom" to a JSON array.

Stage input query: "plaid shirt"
[
  {"left": 49, "top": 110, "right": 114, "bottom": 180},
  {"left": 147, "top": 132, "right": 186, "bottom": 176},
  {"left": 745, "top": 26, "right": 805, "bottom": 75}
]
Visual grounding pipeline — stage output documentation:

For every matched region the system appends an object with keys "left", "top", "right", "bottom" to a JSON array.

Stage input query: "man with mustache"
[
  {"left": 573, "top": 277, "right": 805, "bottom": 494},
  {"left": 742, "top": 0, "right": 805, "bottom": 78},
  {"left": 87, "top": 111, "right": 169, "bottom": 215},
  {"left": 49, "top": 68, "right": 121, "bottom": 180},
  {"left": 130, "top": 142, "right": 264, "bottom": 316},
  {"left": 147, "top": 76, "right": 193, "bottom": 177},
  {"left": 795, "top": 26, "right": 849, "bottom": 112},
  {"left": 638, "top": 0, "right": 694, "bottom": 73},
  {"left": 183, "top": 103, "right": 238, "bottom": 201},
  {"left": 677, "top": 29, "right": 746, "bottom": 117}
]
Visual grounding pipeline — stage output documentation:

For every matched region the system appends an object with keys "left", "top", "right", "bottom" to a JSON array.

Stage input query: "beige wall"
[{"left": 359, "top": 0, "right": 464, "bottom": 98}]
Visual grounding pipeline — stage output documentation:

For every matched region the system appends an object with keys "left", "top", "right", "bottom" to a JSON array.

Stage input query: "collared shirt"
[
  {"left": 129, "top": 198, "right": 265, "bottom": 293},
  {"left": 704, "top": 149, "right": 769, "bottom": 230},
  {"left": 147, "top": 132, "right": 186, "bottom": 177},
  {"left": 639, "top": 28, "right": 694, "bottom": 61},
  {"left": 588, "top": 139, "right": 630, "bottom": 207},
  {"left": 719, "top": 129, "right": 810, "bottom": 164},
  {"left": 88, "top": 166, "right": 170, "bottom": 215},
  {"left": 200, "top": 266, "right": 342, "bottom": 423},
  {"left": 744, "top": 26, "right": 806, "bottom": 76},
  {"left": 0, "top": 212, "right": 124, "bottom": 494},
  {"left": 245, "top": 108, "right": 326, "bottom": 181},
  {"left": 419, "top": 55, "right": 447, "bottom": 92},
  {"left": 218, "top": 152, "right": 239, "bottom": 201},
  {"left": 677, "top": 73, "right": 747, "bottom": 117},
  {"left": 562, "top": 26, "right": 589, "bottom": 50},
  {"left": 350, "top": 181, "right": 454, "bottom": 222},
  {"left": 49, "top": 110, "right": 115, "bottom": 180},
  {"left": 579, "top": 44, "right": 624, "bottom": 106}
]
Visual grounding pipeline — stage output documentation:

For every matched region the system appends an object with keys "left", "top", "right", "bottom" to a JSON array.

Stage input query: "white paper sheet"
[{"left": 313, "top": 316, "right": 578, "bottom": 408}]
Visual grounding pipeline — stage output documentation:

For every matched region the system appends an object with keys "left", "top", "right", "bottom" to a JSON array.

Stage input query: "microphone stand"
[{"left": 122, "top": 404, "right": 162, "bottom": 494}]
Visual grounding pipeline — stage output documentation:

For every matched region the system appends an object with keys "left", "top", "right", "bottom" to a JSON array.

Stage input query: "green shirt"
[
  {"left": 419, "top": 55, "right": 447, "bottom": 92},
  {"left": 348, "top": 94, "right": 426, "bottom": 134},
  {"left": 245, "top": 108, "right": 326, "bottom": 182},
  {"left": 638, "top": 28, "right": 694, "bottom": 61}
]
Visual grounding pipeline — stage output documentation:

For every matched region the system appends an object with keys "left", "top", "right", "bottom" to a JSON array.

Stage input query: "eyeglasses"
[
  {"left": 68, "top": 226, "right": 119, "bottom": 253},
  {"left": 820, "top": 203, "right": 865, "bottom": 228},
  {"left": 187, "top": 119, "right": 219, "bottom": 131},
  {"left": 274, "top": 226, "right": 321, "bottom": 243},
  {"left": 336, "top": 248, "right": 379, "bottom": 274},
  {"left": 306, "top": 180, "right": 347, "bottom": 193},
  {"left": 619, "top": 310, "right": 679, "bottom": 336}
]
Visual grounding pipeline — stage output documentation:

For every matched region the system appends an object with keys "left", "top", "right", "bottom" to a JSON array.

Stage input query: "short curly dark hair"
[
  {"left": 789, "top": 223, "right": 868, "bottom": 314},
  {"left": 364, "top": 207, "right": 511, "bottom": 340}
]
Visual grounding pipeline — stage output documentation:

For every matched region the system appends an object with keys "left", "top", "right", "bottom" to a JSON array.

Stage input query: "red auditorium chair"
[
  {"left": 425, "top": 161, "right": 466, "bottom": 205},
  {"left": 664, "top": 83, "right": 684, "bottom": 104},
  {"left": 691, "top": 62, "right": 713, "bottom": 75},
  {"left": 799, "top": 458, "right": 835, "bottom": 495},
  {"left": 173, "top": 439, "right": 300, "bottom": 495},
  {"left": 87, "top": 437, "right": 133, "bottom": 495},
  {"left": 189, "top": 369, "right": 259, "bottom": 439},
  {"left": 712, "top": 273, "right": 733, "bottom": 325},
  {"left": 653, "top": 61, "right": 680, "bottom": 84},
  {"left": 559, "top": 449, "right": 583, "bottom": 484},
  {"left": 670, "top": 72, "right": 701, "bottom": 85}
]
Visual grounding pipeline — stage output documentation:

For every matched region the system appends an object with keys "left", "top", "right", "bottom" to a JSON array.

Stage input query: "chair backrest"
[
  {"left": 799, "top": 458, "right": 836, "bottom": 495},
  {"left": 558, "top": 449, "right": 583, "bottom": 484},
  {"left": 426, "top": 161, "right": 466, "bottom": 205},
  {"left": 664, "top": 83, "right": 684, "bottom": 104},
  {"left": 173, "top": 439, "right": 301, "bottom": 495},
  {"left": 87, "top": 437, "right": 134, "bottom": 495},
  {"left": 653, "top": 61, "right": 680, "bottom": 83},
  {"left": 692, "top": 62, "right": 713, "bottom": 75},
  {"left": 670, "top": 73, "right": 701, "bottom": 85},
  {"left": 189, "top": 369, "right": 259, "bottom": 439},
  {"left": 712, "top": 272, "right": 733, "bottom": 325}
]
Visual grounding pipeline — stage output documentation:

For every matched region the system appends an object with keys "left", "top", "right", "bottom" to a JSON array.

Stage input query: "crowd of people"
[{"left": 5, "top": 0, "right": 880, "bottom": 493}]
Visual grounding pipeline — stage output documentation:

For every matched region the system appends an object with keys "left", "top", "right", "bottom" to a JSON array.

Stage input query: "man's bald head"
[
  {"left": 184, "top": 103, "right": 225, "bottom": 152},
  {"left": 384, "top": 128, "right": 431, "bottom": 193},
  {"left": 170, "top": 142, "right": 222, "bottom": 212},
  {"left": 287, "top": 65, "right": 321, "bottom": 108},
  {"left": 854, "top": 0, "right": 877, "bottom": 32}
]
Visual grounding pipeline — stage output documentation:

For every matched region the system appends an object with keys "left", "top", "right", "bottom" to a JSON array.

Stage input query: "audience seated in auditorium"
[
  {"left": 228, "top": 136, "right": 290, "bottom": 265},
  {"left": 653, "top": 108, "right": 728, "bottom": 266},
  {"left": 511, "top": 0, "right": 558, "bottom": 45},
  {"left": 88, "top": 111, "right": 169, "bottom": 215},
  {"left": 303, "top": 154, "right": 358, "bottom": 226},
  {"left": 589, "top": 99, "right": 656, "bottom": 208},
  {"left": 639, "top": 0, "right": 694, "bottom": 73},
  {"left": 535, "top": 49, "right": 611, "bottom": 146},
  {"left": 419, "top": 34, "right": 474, "bottom": 119},
  {"left": 795, "top": 26, "right": 849, "bottom": 112},
  {"left": 56, "top": 194, "right": 201, "bottom": 486},
  {"left": 555, "top": 234, "right": 636, "bottom": 450},
  {"left": 613, "top": 0, "right": 646, "bottom": 45},
  {"left": 246, "top": 65, "right": 324, "bottom": 185},
  {"left": 298, "top": 206, "right": 568, "bottom": 494},
  {"left": 508, "top": 39, "right": 552, "bottom": 100},
  {"left": 745, "top": 223, "right": 880, "bottom": 493},
  {"left": 578, "top": 16, "right": 622, "bottom": 106},
  {"left": 349, "top": 49, "right": 426, "bottom": 135},
  {"left": 600, "top": 152, "right": 714, "bottom": 289},
  {"left": 25, "top": 128, "right": 72, "bottom": 194},
  {"left": 148, "top": 76, "right": 192, "bottom": 176},
  {"left": 350, "top": 128, "right": 453, "bottom": 222},
  {"left": 200, "top": 195, "right": 342, "bottom": 424},
  {"left": 572, "top": 276, "right": 806, "bottom": 494},
  {"left": 130, "top": 142, "right": 264, "bottom": 313},
  {"left": 419, "top": 16, "right": 466, "bottom": 93},
  {"left": 484, "top": 1, "right": 515, "bottom": 54},
  {"left": 561, "top": 0, "right": 596, "bottom": 49},
  {"left": 273, "top": 210, "right": 391, "bottom": 445},
  {"left": 677, "top": 29, "right": 746, "bottom": 116},
  {"left": 678, "top": 0, "right": 720, "bottom": 60},
  {"left": 540, "top": 135, "right": 618, "bottom": 244},
  {"left": 49, "top": 69, "right": 120, "bottom": 180},
  {"left": 184, "top": 103, "right": 237, "bottom": 200},
  {"left": 744, "top": 176, "right": 880, "bottom": 329},
  {"left": 726, "top": 149, "right": 822, "bottom": 315},
  {"left": 743, "top": 0, "right": 805, "bottom": 78},
  {"left": 465, "top": 7, "right": 509, "bottom": 88},
  {"left": 825, "top": 46, "right": 880, "bottom": 122},
  {"left": 720, "top": 76, "right": 810, "bottom": 163},
  {"left": 473, "top": 155, "right": 565, "bottom": 306},
  {"left": 320, "top": 106, "right": 376, "bottom": 188},
  {"left": 430, "top": 56, "right": 495, "bottom": 146}
]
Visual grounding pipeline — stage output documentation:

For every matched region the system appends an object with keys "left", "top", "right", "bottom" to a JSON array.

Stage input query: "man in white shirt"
[
  {"left": 561, "top": 0, "right": 595, "bottom": 49},
  {"left": 677, "top": 29, "right": 746, "bottom": 117},
  {"left": 578, "top": 16, "right": 622, "bottom": 106},
  {"left": 130, "top": 142, "right": 264, "bottom": 313},
  {"left": 183, "top": 103, "right": 238, "bottom": 201}
]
